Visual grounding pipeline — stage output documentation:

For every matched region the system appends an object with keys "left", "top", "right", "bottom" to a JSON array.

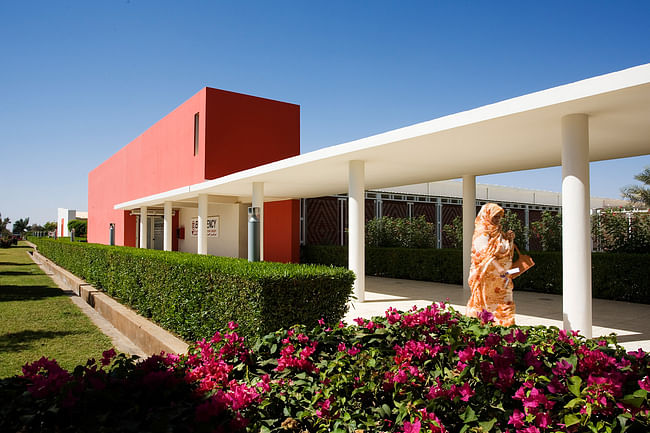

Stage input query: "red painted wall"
[
  {"left": 264, "top": 200, "right": 301, "bottom": 263},
  {"left": 204, "top": 88, "right": 300, "bottom": 179},
  {"left": 89, "top": 88, "right": 301, "bottom": 262}
]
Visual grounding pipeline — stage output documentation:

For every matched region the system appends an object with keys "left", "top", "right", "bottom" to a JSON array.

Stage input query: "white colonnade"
[
  {"left": 561, "top": 113, "right": 592, "bottom": 338},
  {"left": 462, "top": 175, "right": 476, "bottom": 294},
  {"left": 348, "top": 160, "right": 365, "bottom": 302},
  {"left": 163, "top": 201, "right": 172, "bottom": 252},
  {"left": 197, "top": 194, "right": 208, "bottom": 255},
  {"left": 139, "top": 206, "right": 148, "bottom": 249}
]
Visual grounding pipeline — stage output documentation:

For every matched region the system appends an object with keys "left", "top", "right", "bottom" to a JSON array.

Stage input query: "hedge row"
[
  {"left": 301, "top": 245, "right": 650, "bottom": 304},
  {"left": 30, "top": 238, "right": 354, "bottom": 340}
]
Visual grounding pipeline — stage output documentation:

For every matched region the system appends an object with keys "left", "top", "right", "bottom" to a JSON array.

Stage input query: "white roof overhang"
[{"left": 115, "top": 63, "right": 650, "bottom": 210}]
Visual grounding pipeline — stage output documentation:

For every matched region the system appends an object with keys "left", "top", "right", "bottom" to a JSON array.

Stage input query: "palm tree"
[
  {"left": 621, "top": 167, "right": 650, "bottom": 208},
  {"left": 0, "top": 213, "right": 10, "bottom": 237},
  {"left": 12, "top": 217, "right": 30, "bottom": 235}
]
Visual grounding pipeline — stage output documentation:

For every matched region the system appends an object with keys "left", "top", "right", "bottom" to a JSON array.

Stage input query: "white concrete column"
[
  {"left": 163, "top": 201, "right": 172, "bottom": 252},
  {"left": 139, "top": 206, "right": 148, "bottom": 248},
  {"left": 561, "top": 113, "right": 592, "bottom": 338},
  {"left": 252, "top": 182, "right": 264, "bottom": 261},
  {"left": 198, "top": 194, "right": 208, "bottom": 255},
  {"left": 349, "top": 160, "right": 365, "bottom": 302},
  {"left": 462, "top": 175, "right": 476, "bottom": 293}
]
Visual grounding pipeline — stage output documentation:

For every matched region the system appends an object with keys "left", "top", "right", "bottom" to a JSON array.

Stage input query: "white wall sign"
[{"left": 191, "top": 216, "right": 220, "bottom": 237}]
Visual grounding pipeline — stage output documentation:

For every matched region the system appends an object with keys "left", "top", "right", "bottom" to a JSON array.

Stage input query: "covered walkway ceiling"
[{"left": 116, "top": 63, "right": 650, "bottom": 210}]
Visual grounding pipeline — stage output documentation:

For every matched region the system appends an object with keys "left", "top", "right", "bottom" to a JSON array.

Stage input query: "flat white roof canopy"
[{"left": 116, "top": 63, "right": 650, "bottom": 210}]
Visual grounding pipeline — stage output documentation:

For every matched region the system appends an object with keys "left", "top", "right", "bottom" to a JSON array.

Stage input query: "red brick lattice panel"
[
  {"left": 382, "top": 200, "right": 407, "bottom": 218},
  {"left": 413, "top": 202, "right": 437, "bottom": 224},
  {"left": 305, "top": 197, "right": 340, "bottom": 246}
]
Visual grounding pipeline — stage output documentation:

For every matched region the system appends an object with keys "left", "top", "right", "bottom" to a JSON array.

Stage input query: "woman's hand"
[{"left": 493, "top": 261, "right": 507, "bottom": 276}]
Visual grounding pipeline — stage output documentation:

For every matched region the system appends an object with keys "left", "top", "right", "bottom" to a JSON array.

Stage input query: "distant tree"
[
  {"left": 621, "top": 167, "right": 650, "bottom": 208},
  {"left": 12, "top": 217, "right": 29, "bottom": 235},
  {"left": 68, "top": 220, "right": 87, "bottom": 237},
  {"left": 43, "top": 221, "right": 57, "bottom": 232},
  {"left": 0, "top": 213, "right": 10, "bottom": 237},
  {"left": 29, "top": 223, "right": 45, "bottom": 232}
]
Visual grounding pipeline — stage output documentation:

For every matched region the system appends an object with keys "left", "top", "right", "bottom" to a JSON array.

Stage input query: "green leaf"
[
  {"left": 564, "top": 414, "right": 581, "bottom": 427},
  {"left": 564, "top": 397, "right": 583, "bottom": 409},
  {"left": 567, "top": 376, "right": 582, "bottom": 397},
  {"left": 460, "top": 406, "right": 478, "bottom": 423},
  {"left": 478, "top": 418, "right": 497, "bottom": 431}
]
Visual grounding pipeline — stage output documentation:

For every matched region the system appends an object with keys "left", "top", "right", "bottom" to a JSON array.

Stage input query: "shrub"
[
  {"left": 301, "top": 245, "right": 650, "bottom": 304},
  {"left": 2, "top": 304, "right": 649, "bottom": 432},
  {"left": 501, "top": 210, "right": 527, "bottom": 248},
  {"left": 442, "top": 215, "right": 463, "bottom": 248},
  {"left": 531, "top": 211, "right": 562, "bottom": 251},
  {"left": 302, "top": 245, "right": 463, "bottom": 284},
  {"left": 366, "top": 216, "right": 436, "bottom": 248},
  {"left": 29, "top": 238, "right": 354, "bottom": 340},
  {"left": 592, "top": 210, "right": 650, "bottom": 253}
]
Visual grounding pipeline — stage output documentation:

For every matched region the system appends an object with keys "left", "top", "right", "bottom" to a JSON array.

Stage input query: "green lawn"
[{"left": 0, "top": 242, "right": 113, "bottom": 378}]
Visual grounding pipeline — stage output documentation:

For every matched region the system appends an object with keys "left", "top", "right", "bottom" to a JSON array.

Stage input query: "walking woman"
[{"left": 466, "top": 203, "right": 516, "bottom": 326}]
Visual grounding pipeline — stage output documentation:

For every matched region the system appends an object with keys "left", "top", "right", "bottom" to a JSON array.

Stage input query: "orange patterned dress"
[{"left": 466, "top": 203, "right": 516, "bottom": 326}]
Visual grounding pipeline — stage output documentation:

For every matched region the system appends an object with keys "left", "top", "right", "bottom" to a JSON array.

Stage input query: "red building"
[{"left": 88, "top": 88, "right": 301, "bottom": 262}]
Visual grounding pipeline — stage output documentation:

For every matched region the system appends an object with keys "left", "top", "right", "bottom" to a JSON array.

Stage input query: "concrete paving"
[{"left": 344, "top": 276, "right": 650, "bottom": 352}]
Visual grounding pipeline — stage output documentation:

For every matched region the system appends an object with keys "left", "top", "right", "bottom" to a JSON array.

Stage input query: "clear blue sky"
[{"left": 1, "top": 1, "right": 649, "bottom": 226}]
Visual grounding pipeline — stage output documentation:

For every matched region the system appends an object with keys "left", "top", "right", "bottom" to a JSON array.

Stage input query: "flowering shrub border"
[{"left": 2, "top": 304, "right": 650, "bottom": 432}]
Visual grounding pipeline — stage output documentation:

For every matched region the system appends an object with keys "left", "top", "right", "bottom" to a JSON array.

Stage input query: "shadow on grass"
[
  {"left": 0, "top": 271, "right": 38, "bottom": 276},
  {"left": 0, "top": 262, "right": 32, "bottom": 266},
  {"left": 0, "top": 329, "right": 83, "bottom": 353},
  {"left": 0, "top": 285, "right": 63, "bottom": 302}
]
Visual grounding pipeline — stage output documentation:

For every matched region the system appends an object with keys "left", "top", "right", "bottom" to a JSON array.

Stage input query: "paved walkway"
[{"left": 344, "top": 276, "right": 650, "bottom": 352}]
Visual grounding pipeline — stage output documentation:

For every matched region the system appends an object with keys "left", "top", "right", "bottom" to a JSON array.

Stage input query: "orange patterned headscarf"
[{"left": 472, "top": 203, "right": 505, "bottom": 255}]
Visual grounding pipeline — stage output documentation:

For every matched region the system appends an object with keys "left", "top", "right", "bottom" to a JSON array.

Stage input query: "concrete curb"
[{"left": 28, "top": 245, "right": 189, "bottom": 356}]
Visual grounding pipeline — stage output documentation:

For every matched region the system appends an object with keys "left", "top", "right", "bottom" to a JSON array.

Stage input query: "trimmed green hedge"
[
  {"left": 30, "top": 238, "right": 354, "bottom": 341},
  {"left": 301, "top": 245, "right": 650, "bottom": 304}
]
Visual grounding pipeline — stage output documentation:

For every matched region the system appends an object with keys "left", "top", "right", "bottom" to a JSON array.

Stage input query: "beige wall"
[{"left": 178, "top": 203, "right": 242, "bottom": 258}]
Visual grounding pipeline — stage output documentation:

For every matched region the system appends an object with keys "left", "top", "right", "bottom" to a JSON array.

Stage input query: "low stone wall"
[{"left": 29, "top": 247, "right": 189, "bottom": 356}]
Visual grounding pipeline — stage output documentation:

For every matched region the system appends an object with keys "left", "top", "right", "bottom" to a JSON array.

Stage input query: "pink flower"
[
  {"left": 227, "top": 321, "right": 238, "bottom": 330},
  {"left": 353, "top": 317, "right": 365, "bottom": 326},
  {"left": 347, "top": 345, "right": 361, "bottom": 356},
  {"left": 551, "top": 359, "right": 572, "bottom": 377},
  {"left": 478, "top": 309, "right": 494, "bottom": 324},
  {"left": 628, "top": 348, "right": 646, "bottom": 360},
  {"left": 508, "top": 409, "right": 525, "bottom": 428},
  {"left": 318, "top": 318, "right": 325, "bottom": 325},
  {"left": 457, "top": 382, "right": 475, "bottom": 401},
  {"left": 638, "top": 376, "right": 650, "bottom": 392},
  {"left": 338, "top": 343, "right": 347, "bottom": 352},
  {"left": 402, "top": 419, "right": 421, "bottom": 433},
  {"left": 100, "top": 348, "right": 116, "bottom": 366}
]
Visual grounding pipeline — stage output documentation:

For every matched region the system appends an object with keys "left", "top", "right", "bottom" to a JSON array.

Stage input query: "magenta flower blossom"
[
  {"left": 402, "top": 418, "right": 421, "bottom": 433},
  {"left": 508, "top": 408, "right": 525, "bottom": 428},
  {"left": 639, "top": 376, "right": 650, "bottom": 392},
  {"left": 478, "top": 309, "right": 495, "bottom": 324}
]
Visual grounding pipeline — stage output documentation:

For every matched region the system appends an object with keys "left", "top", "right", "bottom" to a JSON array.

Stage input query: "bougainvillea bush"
[{"left": 2, "top": 304, "right": 649, "bottom": 433}]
